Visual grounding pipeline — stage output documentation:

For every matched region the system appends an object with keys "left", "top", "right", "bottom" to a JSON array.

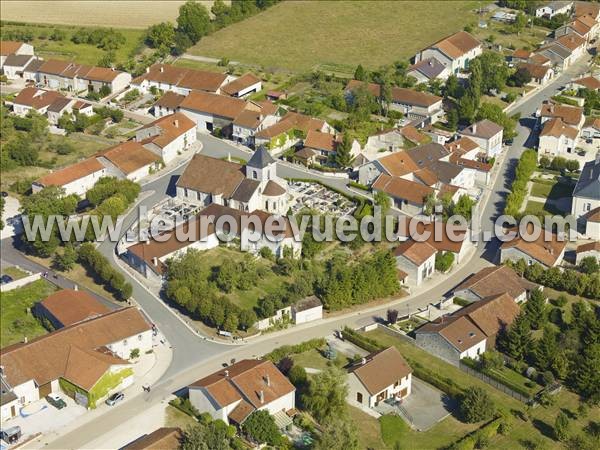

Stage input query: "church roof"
[{"left": 247, "top": 146, "right": 275, "bottom": 169}]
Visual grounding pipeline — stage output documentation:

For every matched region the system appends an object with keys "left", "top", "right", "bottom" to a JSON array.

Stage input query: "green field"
[
  {"left": 1, "top": 22, "right": 144, "bottom": 66},
  {"left": 0, "top": 279, "right": 57, "bottom": 347},
  {"left": 189, "top": 0, "right": 479, "bottom": 72},
  {"left": 530, "top": 180, "right": 574, "bottom": 200}
]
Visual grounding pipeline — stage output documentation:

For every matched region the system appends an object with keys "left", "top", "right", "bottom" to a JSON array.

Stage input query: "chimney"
[
  {"left": 259, "top": 390, "right": 264, "bottom": 404},
  {"left": 153, "top": 256, "right": 158, "bottom": 266},
  {"left": 174, "top": 119, "right": 179, "bottom": 128},
  {"left": 160, "top": 66, "right": 164, "bottom": 73},
  {"left": 74, "top": 285, "right": 78, "bottom": 291},
  {"left": 227, "top": 152, "right": 231, "bottom": 162},
  {"left": 0, "top": 365, "right": 4, "bottom": 376},
  {"left": 472, "top": 123, "right": 477, "bottom": 133},
  {"left": 264, "top": 374, "right": 271, "bottom": 387},
  {"left": 428, "top": 60, "right": 433, "bottom": 66},
  {"left": 225, "top": 369, "right": 229, "bottom": 378}
]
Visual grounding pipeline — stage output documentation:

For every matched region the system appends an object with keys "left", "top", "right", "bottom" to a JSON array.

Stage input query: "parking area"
[
  {"left": 376, "top": 378, "right": 455, "bottom": 431},
  {"left": 289, "top": 181, "right": 355, "bottom": 217},
  {"left": 4, "top": 394, "right": 86, "bottom": 442}
]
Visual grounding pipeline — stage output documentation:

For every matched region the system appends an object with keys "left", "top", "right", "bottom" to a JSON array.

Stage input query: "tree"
[
  {"left": 52, "top": 244, "right": 77, "bottom": 272},
  {"left": 387, "top": 309, "right": 399, "bottom": 324},
  {"left": 7, "top": 134, "right": 38, "bottom": 166},
  {"left": 354, "top": 64, "right": 367, "bottom": 81},
  {"left": 177, "top": 0, "right": 211, "bottom": 44},
  {"left": 472, "top": 52, "right": 509, "bottom": 94},
  {"left": 435, "top": 252, "right": 455, "bottom": 272},
  {"left": 480, "top": 350, "right": 504, "bottom": 371},
  {"left": 172, "top": 31, "right": 193, "bottom": 56},
  {"left": 514, "top": 11, "right": 527, "bottom": 34},
  {"left": 539, "top": 155, "right": 551, "bottom": 169},
  {"left": 302, "top": 366, "right": 348, "bottom": 424},
  {"left": 524, "top": 288, "right": 547, "bottom": 330},
  {"left": 145, "top": 22, "right": 175, "bottom": 50},
  {"left": 509, "top": 66, "right": 532, "bottom": 87},
  {"left": 238, "top": 309, "right": 257, "bottom": 331},
  {"left": 554, "top": 411, "right": 570, "bottom": 441},
  {"left": 459, "top": 386, "right": 496, "bottom": 423},
  {"left": 334, "top": 133, "right": 355, "bottom": 168},
  {"left": 373, "top": 190, "right": 391, "bottom": 214},
  {"left": 242, "top": 410, "right": 281, "bottom": 446},
  {"left": 477, "top": 102, "right": 517, "bottom": 139},
  {"left": 500, "top": 311, "right": 531, "bottom": 361},
  {"left": 288, "top": 364, "right": 308, "bottom": 388},
  {"left": 180, "top": 420, "right": 235, "bottom": 450},
  {"left": 571, "top": 343, "right": 600, "bottom": 402},
  {"left": 445, "top": 74, "right": 463, "bottom": 99},
  {"left": 453, "top": 194, "right": 475, "bottom": 220},
  {"left": 533, "top": 326, "right": 558, "bottom": 371},
  {"left": 579, "top": 256, "right": 599, "bottom": 275},
  {"left": 315, "top": 416, "right": 360, "bottom": 450}
]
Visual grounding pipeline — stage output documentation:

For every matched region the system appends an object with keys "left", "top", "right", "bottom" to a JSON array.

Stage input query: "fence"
[{"left": 459, "top": 362, "right": 531, "bottom": 403}]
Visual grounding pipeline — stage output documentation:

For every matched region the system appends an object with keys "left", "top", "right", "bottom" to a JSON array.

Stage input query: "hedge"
[
  {"left": 408, "top": 359, "right": 464, "bottom": 398},
  {"left": 341, "top": 327, "right": 383, "bottom": 353},
  {"left": 446, "top": 417, "right": 503, "bottom": 450},
  {"left": 265, "top": 338, "right": 326, "bottom": 363},
  {"left": 460, "top": 358, "right": 532, "bottom": 399},
  {"left": 348, "top": 181, "right": 370, "bottom": 191},
  {"left": 504, "top": 149, "right": 537, "bottom": 217}
]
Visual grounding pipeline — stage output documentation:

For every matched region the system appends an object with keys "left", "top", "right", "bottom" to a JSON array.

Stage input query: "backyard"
[
  {"left": 361, "top": 328, "right": 600, "bottom": 449},
  {"left": 189, "top": 0, "right": 480, "bottom": 72},
  {"left": 0, "top": 278, "right": 56, "bottom": 347}
]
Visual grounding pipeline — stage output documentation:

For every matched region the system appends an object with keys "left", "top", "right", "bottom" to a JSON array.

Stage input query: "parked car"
[
  {"left": 0, "top": 426, "right": 21, "bottom": 444},
  {"left": 0, "top": 275, "right": 13, "bottom": 285},
  {"left": 46, "top": 393, "right": 67, "bottom": 409},
  {"left": 105, "top": 392, "right": 124, "bottom": 406}
]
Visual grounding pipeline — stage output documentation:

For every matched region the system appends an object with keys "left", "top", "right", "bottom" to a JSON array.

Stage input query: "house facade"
[
  {"left": 0, "top": 40, "right": 34, "bottom": 67},
  {"left": 394, "top": 240, "right": 437, "bottom": 286},
  {"left": 459, "top": 119, "right": 504, "bottom": 157},
  {"left": 414, "top": 31, "right": 482, "bottom": 78},
  {"left": 32, "top": 157, "right": 110, "bottom": 196},
  {"left": 500, "top": 227, "right": 567, "bottom": 268},
  {"left": 188, "top": 359, "right": 295, "bottom": 426},
  {"left": 347, "top": 347, "right": 412, "bottom": 410},
  {"left": 538, "top": 117, "right": 580, "bottom": 159},
  {"left": 535, "top": 1, "right": 573, "bottom": 18},
  {"left": 571, "top": 153, "right": 600, "bottom": 220},
  {"left": 135, "top": 112, "right": 197, "bottom": 163}
]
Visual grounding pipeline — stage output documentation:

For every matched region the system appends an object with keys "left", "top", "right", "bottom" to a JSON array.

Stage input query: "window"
[
  {"left": 123, "top": 339, "right": 128, "bottom": 345},
  {"left": 253, "top": 170, "right": 258, "bottom": 179},
  {"left": 356, "top": 392, "right": 363, "bottom": 403},
  {"left": 394, "top": 381, "right": 399, "bottom": 388},
  {"left": 138, "top": 334, "right": 143, "bottom": 341}
]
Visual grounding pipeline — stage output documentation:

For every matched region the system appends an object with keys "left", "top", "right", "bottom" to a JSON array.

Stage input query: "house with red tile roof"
[
  {"left": 221, "top": 72, "right": 262, "bottom": 98},
  {"left": 453, "top": 265, "right": 533, "bottom": 303},
  {"left": 33, "top": 289, "right": 111, "bottom": 329},
  {"left": 122, "top": 428, "right": 182, "bottom": 450},
  {"left": 9, "top": 87, "right": 66, "bottom": 117},
  {"left": 347, "top": 347, "right": 412, "bottom": 410},
  {"left": 500, "top": 226, "right": 567, "bottom": 268},
  {"left": 188, "top": 359, "right": 295, "bottom": 426},
  {"left": 37, "top": 59, "right": 131, "bottom": 94},
  {"left": 32, "top": 157, "right": 110, "bottom": 196},
  {"left": 414, "top": 31, "right": 482, "bottom": 79},
  {"left": 0, "top": 307, "right": 151, "bottom": 418},
  {"left": 575, "top": 240, "right": 600, "bottom": 264},
  {"left": 394, "top": 239, "right": 437, "bottom": 286},
  {"left": 135, "top": 112, "right": 197, "bottom": 163},
  {"left": 131, "top": 63, "right": 234, "bottom": 95},
  {"left": 97, "top": 141, "right": 161, "bottom": 182},
  {"left": 538, "top": 117, "right": 580, "bottom": 160},
  {"left": 415, "top": 293, "right": 520, "bottom": 365}
]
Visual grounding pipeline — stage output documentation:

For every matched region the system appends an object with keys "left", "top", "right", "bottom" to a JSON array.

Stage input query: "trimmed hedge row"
[
  {"left": 341, "top": 327, "right": 383, "bottom": 353},
  {"left": 446, "top": 417, "right": 503, "bottom": 450},
  {"left": 461, "top": 358, "right": 532, "bottom": 399},
  {"left": 265, "top": 338, "right": 327, "bottom": 363},
  {"left": 348, "top": 181, "right": 370, "bottom": 191},
  {"left": 408, "top": 359, "right": 464, "bottom": 398},
  {"left": 504, "top": 149, "right": 537, "bottom": 217}
]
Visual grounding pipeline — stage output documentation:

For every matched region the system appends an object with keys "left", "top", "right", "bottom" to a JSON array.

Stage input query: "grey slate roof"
[
  {"left": 247, "top": 146, "right": 275, "bottom": 169},
  {"left": 23, "top": 58, "right": 44, "bottom": 73},
  {"left": 408, "top": 58, "right": 446, "bottom": 80},
  {"left": 231, "top": 178, "right": 260, "bottom": 203},
  {"left": 47, "top": 97, "right": 72, "bottom": 113},
  {"left": 430, "top": 160, "right": 463, "bottom": 184},
  {"left": 405, "top": 142, "right": 449, "bottom": 169},
  {"left": 573, "top": 154, "right": 600, "bottom": 200},
  {"left": 3, "top": 54, "right": 34, "bottom": 67}
]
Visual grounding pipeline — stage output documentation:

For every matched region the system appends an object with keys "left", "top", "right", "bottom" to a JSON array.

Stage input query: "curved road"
[{"left": 14, "top": 57, "right": 590, "bottom": 449}]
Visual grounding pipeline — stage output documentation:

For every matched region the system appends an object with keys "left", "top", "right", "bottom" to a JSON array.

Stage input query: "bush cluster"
[
  {"left": 78, "top": 243, "right": 132, "bottom": 301},
  {"left": 341, "top": 327, "right": 383, "bottom": 353},
  {"left": 265, "top": 338, "right": 326, "bottom": 363},
  {"left": 504, "top": 149, "right": 537, "bottom": 217}
]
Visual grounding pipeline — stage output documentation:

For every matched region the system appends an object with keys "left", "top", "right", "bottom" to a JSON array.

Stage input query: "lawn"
[
  {"left": 530, "top": 180, "right": 574, "bottom": 200},
  {"left": 189, "top": 1, "right": 480, "bottom": 72},
  {"left": 2, "top": 266, "right": 29, "bottom": 280},
  {"left": 2, "top": 133, "right": 118, "bottom": 193},
  {"left": 164, "top": 404, "right": 197, "bottom": 429},
  {"left": 363, "top": 328, "right": 600, "bottom": 449},
  {"left": 0, "top": 22, "right": 144, "bottom": 66},
  {"left": 0, "top": 278, "right": 56, "bottom": 347},
  {"left": 523, "top": 200, "right": 563, "bottom": 216},
  {"left": 180, "top": 246, "right": 292, "bottom": 311},
  {"left": 291, "top": 348, "right": 331, "bottom": 372},
  {"left": 348, "top": 406, "right": 388, "bottom": 450}
]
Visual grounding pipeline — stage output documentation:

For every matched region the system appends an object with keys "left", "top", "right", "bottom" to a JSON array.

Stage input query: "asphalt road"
[{"left": 9, "top": 56, "right": 592, "bottom": 449}]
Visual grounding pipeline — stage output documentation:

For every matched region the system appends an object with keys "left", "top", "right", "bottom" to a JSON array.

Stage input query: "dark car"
[
  {"left": 0, "top": 275, "right": 13, "bottom": 285},
  {"left": 1, "top": 191, "right": 8, "bottom": 197},
  {"left": 105, "top": 392, "right": 125, "bottom": 406},
  {"left": 46, "top": 393, "right": 67, "bottom": 409}
]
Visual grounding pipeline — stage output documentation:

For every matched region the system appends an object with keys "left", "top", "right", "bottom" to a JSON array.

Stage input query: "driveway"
[
  {"left": 6, "top": 395, "right": 86, "bottom": 441},
  {"left": 376, "top": 378, "right": 456, "bottom": 431}
]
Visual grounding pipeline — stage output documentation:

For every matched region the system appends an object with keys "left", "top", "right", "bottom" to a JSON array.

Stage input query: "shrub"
[
  {"left": 435, "top": 251, "right": 455, "bottom": 272},
  {"left": 129, "top": 348, "right": 140, "bottom": 359},
  {"left": 265, "top": 338, "right": 326, "bottom": 363},
  {"left": 341, "top": 327, "right": 383, "bottom": 353},
  {"left": 460, "top": 387, "right": 496, "bottom": 423}
]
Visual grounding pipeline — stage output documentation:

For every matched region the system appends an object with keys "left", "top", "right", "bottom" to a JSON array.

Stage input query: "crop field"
[
  {"left": 189, "top": 0, "right": 480, "bottom": 72},
  {"left": 0, "top": 1, "right": 217, "bottom": 28}
]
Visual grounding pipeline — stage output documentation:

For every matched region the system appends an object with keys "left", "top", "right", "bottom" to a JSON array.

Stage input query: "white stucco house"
[
  {"left": 135, "top": 112, "right": 197, "bottom": 164},
  {"left": 347, "top": 347, "right": 412, "bottom": 411},
  {"left": 538, "top": 117, "right": 580, "bottom": 159},
  {"left": 413, "top": 31, "right": 482, "bottom": 78},
  {"left": 415, "top": 293, "right": 520, "bottom": 365},
  {"left": 0, "top": 307, "right": 151, "bottom": 419},
  {"left": 394, "top": 240, "right": 437, "bottom": 286},
  {"left": 188, "top": 359, "right": 295, "bottom": 427},
  {"left": 459, "top": 119, "right": 504, "bottom": 158},
  {"left": 0, "top": 40, "right": 34, "bottom": 68},
  {"left": 535, "top": 1, "right": 573, "bottom": 18},
  {"left": 575, "top": 241, "right": 600, "bottom": 264},
  {"left": 32, "top": 157, "right": 110, "bottom": 197}
]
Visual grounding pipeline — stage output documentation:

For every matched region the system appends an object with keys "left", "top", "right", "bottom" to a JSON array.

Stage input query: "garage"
[{"left": 38, "top": 382, "right": 52, "bottom": 398}]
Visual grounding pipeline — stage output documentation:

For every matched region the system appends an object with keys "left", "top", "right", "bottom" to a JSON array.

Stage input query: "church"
[{"left": 175, "top": 147, "right": 290, "bottom": 215}]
